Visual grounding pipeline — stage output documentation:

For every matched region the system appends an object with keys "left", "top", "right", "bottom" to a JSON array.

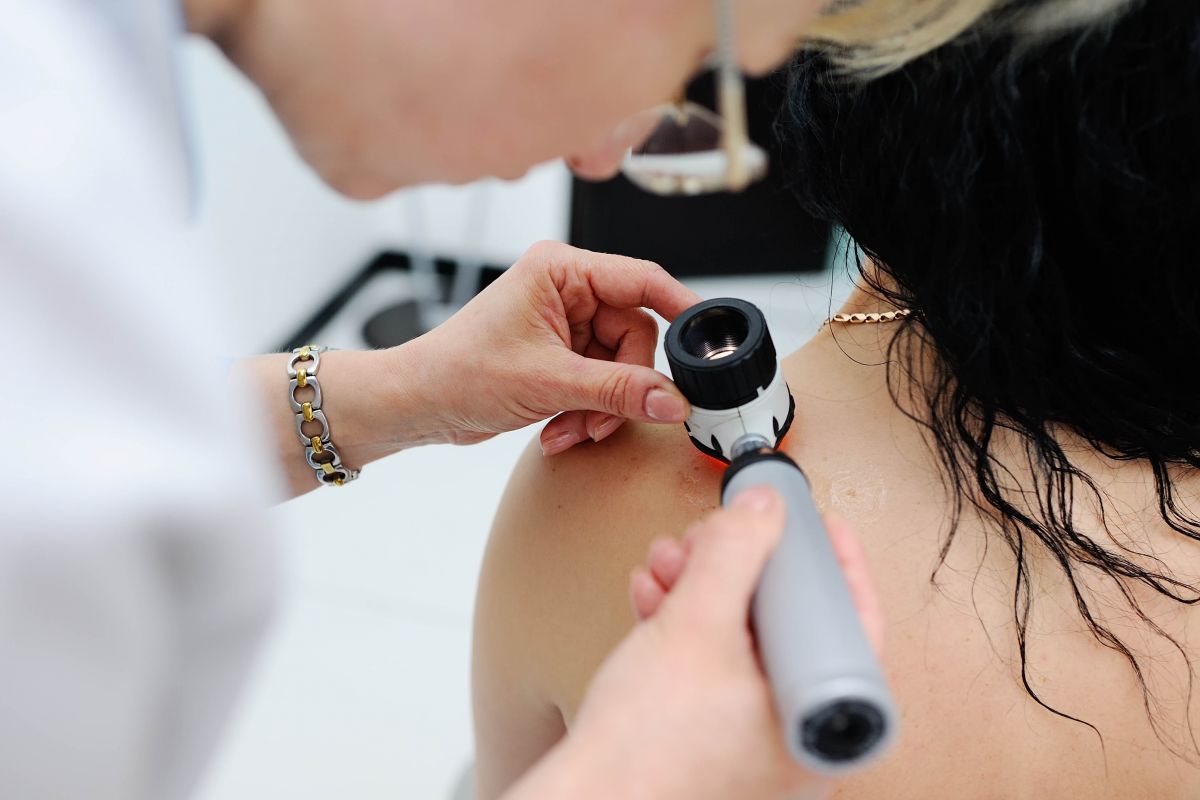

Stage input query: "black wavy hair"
[{"left": 778, "top": 0, "right": 1200, "bottom": 756}]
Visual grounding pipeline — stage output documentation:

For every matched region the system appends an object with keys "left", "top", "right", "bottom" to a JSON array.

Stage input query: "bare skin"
[
  {"left": 184, "top": 0, "right": 825, "bottom": 197},
  {"left": 506, "top": 488, "right": 883, "bottom": 800},
  {"left": 227, "top": 243, "right": 699, "bottom": 497},
  {"left": 474, "top": 285, "right": 1200, "bottom": 799}
]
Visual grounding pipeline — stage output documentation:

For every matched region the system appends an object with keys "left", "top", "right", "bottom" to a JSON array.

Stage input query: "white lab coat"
[{"left": 3, "top": 2, "right": 279, "bottom": 798}]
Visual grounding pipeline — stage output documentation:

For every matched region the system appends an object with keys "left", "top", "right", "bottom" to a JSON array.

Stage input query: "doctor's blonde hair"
[{"left": 810, "top": 0, "right": 1138, "bottom": 74}]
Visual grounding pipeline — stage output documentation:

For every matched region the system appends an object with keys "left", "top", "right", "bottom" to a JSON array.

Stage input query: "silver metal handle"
[{"left": 722, "top": 457, "right": 898, "bottom": 774}]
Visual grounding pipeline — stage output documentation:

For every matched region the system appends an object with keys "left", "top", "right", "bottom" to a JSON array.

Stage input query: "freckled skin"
[
  {"left": 478, "top": 327, "right": 1200, "bottom": 799},
  {"left": 679, "top": 464, "right": 710, "bottom": 510},
  {"left": 827, "top": 464, "right": 888, "bottom": 523}
]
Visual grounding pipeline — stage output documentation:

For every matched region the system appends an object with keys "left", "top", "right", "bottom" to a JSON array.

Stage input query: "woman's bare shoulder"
[
  {"left": 482, "top": 422, "right": 722, "bottom": 713},
  {"left": 493, "top": 421, "right": 723, "bottom": 552}
]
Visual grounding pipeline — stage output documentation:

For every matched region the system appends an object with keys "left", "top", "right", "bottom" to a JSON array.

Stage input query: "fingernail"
[
  {"left": 645, "top": 388, "right": 688, "bottom": 422},
  {"left": 591, "top": 415, "right": 622, "bottom": 443},
  {"left": 542, "top": 431, "right": 580, "bottom": 456},
  {"left": 733, "top": 486, "right": 778, "bottom": 514}
]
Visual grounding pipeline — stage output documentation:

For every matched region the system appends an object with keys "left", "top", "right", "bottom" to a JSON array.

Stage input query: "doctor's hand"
[
  {"left": 237, "top": 241, "right": 698, "bottom": 497},
  {"left": 504, "top": 490, "right": 884, "bottom": 800},
  {"left": 411, "top": 240, "right": 700, "bottom": 454}
]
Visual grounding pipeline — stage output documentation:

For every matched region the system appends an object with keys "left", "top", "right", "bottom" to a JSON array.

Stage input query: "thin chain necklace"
[{"left": 822, "top": 308, "right": 913, "bottom": 328}]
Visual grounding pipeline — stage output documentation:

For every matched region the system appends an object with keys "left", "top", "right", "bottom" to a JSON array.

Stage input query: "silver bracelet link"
[{"left": 287, "top": 345, "right": 361, "bottom": 486}]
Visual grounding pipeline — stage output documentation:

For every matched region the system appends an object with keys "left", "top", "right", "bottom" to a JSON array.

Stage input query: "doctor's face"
[{"left": 214, "top": 0, "right": 826, "bottom": 198}]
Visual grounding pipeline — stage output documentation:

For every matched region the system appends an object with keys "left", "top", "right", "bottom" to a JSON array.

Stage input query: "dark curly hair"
[{"left": 778, "top": 0, "right": 1200, "bottom": 756}]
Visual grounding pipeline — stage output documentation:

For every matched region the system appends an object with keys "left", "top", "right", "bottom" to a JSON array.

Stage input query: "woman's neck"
[{"left": 812, "top": 268, "right": 918, "bottom": 362}]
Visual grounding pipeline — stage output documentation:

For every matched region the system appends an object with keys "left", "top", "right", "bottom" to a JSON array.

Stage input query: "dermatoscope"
[{"left": 664, "top": 298, "right": 898, "bottom": 775}]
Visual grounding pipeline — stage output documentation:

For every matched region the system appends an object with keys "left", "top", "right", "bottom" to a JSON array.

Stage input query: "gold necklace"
[{"left": 822, "top": 308, "right": 913, "bottom": 327}]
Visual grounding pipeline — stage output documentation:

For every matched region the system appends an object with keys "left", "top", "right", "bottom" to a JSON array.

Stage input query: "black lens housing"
[
  {"left": 801, "top": 700, "right": 887, "bottom": 763},
  {"left": 665, "top": 298, "right": 778, "bottom": 410}
]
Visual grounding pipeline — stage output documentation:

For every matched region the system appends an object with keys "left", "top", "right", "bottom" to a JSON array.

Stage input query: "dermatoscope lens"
[
  {"left": 704, "top": 346, "right": 737, "bottom": 360},
  {"left": 680, "top": 306, "right": 750, "bottom": 361},
  {"left": 665, "top": 298, "right": 780, "bottom": 415},
  {"left": 801, "top": 700, "right": 886, "bottom": 763}
]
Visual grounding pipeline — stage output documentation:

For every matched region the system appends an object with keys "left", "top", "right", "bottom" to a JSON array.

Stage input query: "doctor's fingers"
[
  {"left": 542, "top": 243, "right": 701, "bottom": 324},
  {"left": 630, "top": 536, "right": 688, "bottom": 621},
  {"left": 661, "top": 486, "right": 786, "bottom": 632},
  {"left": 576, "top": 305, "right": 661, "bottom": 444},
  {"left": 539, "top": 329, "right": 628, "bottom": 453},
  {"left": 586, "top": 304, "right": 659, "bottom": 368},
  {"left": 634, "top": 509, "right": 885, "bottom": 658},
  {"left": 540, "top": 347, "right": 688, "bottom": 456},
  {"left": 631, "top": 566, "right": 667, "bottom": 621}
]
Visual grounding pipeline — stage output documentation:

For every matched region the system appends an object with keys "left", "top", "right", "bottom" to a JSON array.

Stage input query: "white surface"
[{"left": 196, "top": 271, "right": 855, "bottom": 800}]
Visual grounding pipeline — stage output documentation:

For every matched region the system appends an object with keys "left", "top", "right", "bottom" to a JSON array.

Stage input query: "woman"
[{"left": 473, "top": 1, "right": 1200, "bottom": 797}]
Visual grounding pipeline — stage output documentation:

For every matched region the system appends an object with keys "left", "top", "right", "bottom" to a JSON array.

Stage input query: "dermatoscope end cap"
[{"left": 800, "top": 699, "right": 888, "bottom": 765}]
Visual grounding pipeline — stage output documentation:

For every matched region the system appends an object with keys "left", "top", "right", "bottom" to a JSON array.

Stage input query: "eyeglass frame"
[
  {"left": 711, "top": 0, "right": 756, "bottom": 192},
  {"left": 618, "top": 0, "right": 764, "bottom": 195}
]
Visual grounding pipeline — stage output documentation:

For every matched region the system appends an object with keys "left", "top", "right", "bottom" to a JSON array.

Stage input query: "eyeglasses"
[{"left": 620, "top": 0, "right": 768, "bottom": 195}]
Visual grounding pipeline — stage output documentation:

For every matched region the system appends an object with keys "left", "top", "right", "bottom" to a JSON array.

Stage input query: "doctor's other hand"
[
  {"left": 412, "top": 241, "right": 701, "bottom": 454},
  {"left": 508, "top": 491, "right": 884, "bottom": 800}
]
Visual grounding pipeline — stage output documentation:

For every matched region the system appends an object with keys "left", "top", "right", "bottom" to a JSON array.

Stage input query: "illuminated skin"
[{"left": 476, "top": 282, "right": 1200, "bottom": 799}]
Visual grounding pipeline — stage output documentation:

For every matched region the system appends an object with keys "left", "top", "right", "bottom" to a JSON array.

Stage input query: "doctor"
[{"left": 2, "top": 0, "right": 894, "bottom": 798}]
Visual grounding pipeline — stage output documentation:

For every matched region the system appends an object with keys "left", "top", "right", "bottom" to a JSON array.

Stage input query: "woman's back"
[{"left": 473, "top": 317, "right": 1200, "bottom": 798}]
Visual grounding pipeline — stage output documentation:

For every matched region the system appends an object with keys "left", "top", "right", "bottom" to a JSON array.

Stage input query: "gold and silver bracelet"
[{"left": 288, "top": 345, "right": 360, "bottom": 486}]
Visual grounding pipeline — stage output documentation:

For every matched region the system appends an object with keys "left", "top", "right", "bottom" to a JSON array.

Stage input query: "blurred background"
[{"left": 186, "top": 38, "right": 857, "bottom": 800}]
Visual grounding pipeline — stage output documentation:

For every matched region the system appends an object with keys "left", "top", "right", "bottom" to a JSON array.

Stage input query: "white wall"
[{"left": 182, "top": 38, "right": 571, "bottom": 353}]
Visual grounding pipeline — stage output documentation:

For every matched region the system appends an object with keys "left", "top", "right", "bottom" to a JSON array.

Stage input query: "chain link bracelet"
[{"left": 288, "top": 345, "right": 361, "bottom": 486}]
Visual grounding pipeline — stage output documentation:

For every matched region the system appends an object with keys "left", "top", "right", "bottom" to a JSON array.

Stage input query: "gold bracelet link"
[{"left": 287, "top": 345, "right": 361, "bottom": 487}]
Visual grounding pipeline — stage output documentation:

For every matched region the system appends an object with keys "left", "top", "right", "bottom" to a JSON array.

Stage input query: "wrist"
[
  {"left": 232, "top": 343, "right": 451, "bottom": 499},
  {"left": 315, "top": 342, "right": 451, "bottom": 465}
]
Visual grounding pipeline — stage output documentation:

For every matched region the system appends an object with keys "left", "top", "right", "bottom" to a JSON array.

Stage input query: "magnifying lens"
[
  {"left": 621, "top": 102, "right": 768, "bottom": 196},
  {"left": 620, "top": 0, "right": 769, "bottom": 195}
]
